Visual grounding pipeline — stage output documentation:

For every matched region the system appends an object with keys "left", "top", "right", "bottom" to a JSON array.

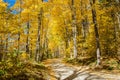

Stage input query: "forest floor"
[{"left": 43, "top": 58, "right": 120, "bottom": 80}]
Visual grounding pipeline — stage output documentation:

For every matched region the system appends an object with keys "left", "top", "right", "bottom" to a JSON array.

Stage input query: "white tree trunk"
[
  {"left": 71, "top": 0, "right": 77, "bottom": 59},
  {"left": 73, "top": 26, "right": 77, "bottom": 58},
  {"left": 96, "top": 48, "right": 101, "bottom": 66}
]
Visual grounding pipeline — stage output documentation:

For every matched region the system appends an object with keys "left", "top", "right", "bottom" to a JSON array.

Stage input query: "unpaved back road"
[{"left": 43, "top": 59, "right": 120, "bottom": 80}]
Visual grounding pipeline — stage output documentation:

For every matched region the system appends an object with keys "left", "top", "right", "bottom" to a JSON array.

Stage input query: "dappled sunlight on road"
[{"left": 43, "top": 59, "right": 120, "bottom": 80}]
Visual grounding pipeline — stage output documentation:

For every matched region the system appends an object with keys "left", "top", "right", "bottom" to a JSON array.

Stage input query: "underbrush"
[
  {"left": 0, "top": 60, "right": 47, "bottom": 80},
  {"left": 64, "top": 57, "right": 96, "bottom": 65},
  {"left": 0, "top": 52, "right": 47, "bottom": 80},
  {"left": 101, "top": 59, "right": 120, "bottom": 70}
]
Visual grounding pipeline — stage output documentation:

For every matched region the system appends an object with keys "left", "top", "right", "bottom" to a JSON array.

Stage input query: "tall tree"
[
  {"left": 17, "top": 0, "right": 22, "bottom": 52},
  {"left": 71, "top": 0, "right": 77, "bottom": 59},
  {"left": 90, "top": 0, "right": 101, "bottom": 66},
  {"left": 26, "top": 22, "right": 30, "bottom": 54},
  {"left": 35, "top": 0, "right": 43, "bottom": 62}
]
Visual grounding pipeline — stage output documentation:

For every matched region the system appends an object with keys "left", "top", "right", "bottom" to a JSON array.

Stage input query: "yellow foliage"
[{"left": 20, "top": 52, "right": 29, "bottom": 60}]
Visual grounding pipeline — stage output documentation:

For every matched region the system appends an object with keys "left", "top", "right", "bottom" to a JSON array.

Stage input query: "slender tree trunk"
[
  {"left": 0, "top": 36, "right": 3, "bottom": 61},
  {"left": 90, "top": 0, "right": 101, "bottom": 66},
  {"left": 113, "top": 17, "right": 117, "bottom": 49},
  {"left": 71, "top": 0, "right": 77, "bottom": 59},
  {"left": 5, "top": 34, "right": 8, "bottom": 53},
  {"left": 26, "top": 22, "right": 30, "bottom": 55},
  {"left": 44, "top": 28, "right": 49, "bottom": 58},
  {"left": 112, "top": 13, "right": 118, "bottom": 58},
  {"left": 73, "top": 26, "right": 77, "bottom": 58},
  {"left": 80, "top": 0, "right": 86, "bottom": 39},
  {"left": 40, "top": 27, "right": 44, "bottom": 61},
  {"left": 18, "top": 31, "right": 20, "bottom": 52},
  {"left": 44, "top": 24, "right": 49, "bottom": 58},
  {"left": 3, "top": 35, "right": 8, "bottom": 61},
  {"left": 35, "top": 8, "right": 43, "bottom": 62},
  {"left": 64, "top": 20, "right": 69, "bottom": 58},
  {"left": 18, "top": 0, "right": 22, "bottom": 53},
  {"left": 44, "top": 35, "right": 48, "bottom": 58},
  {"left": 30, "top": 43, "right": 32, "bottom": 58},
  {"left": 3, "top": 15, "right": 9, "bottom": 61},
  {"left": 65, "top": 38, "right": 68, "bottom": 57}
]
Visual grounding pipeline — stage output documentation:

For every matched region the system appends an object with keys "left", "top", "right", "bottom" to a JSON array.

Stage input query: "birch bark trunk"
[{"left": 71, "top": 0, "right": 77, "bottom": 59}]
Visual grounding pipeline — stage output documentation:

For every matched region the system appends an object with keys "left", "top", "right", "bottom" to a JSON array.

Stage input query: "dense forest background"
[{"left": 0, "top": 0, "right": 120, "bottom": 79}]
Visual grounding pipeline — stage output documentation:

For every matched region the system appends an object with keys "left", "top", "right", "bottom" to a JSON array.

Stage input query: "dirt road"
[{"left": 43, "top": 59, "right": 120, "bottom": 80}]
